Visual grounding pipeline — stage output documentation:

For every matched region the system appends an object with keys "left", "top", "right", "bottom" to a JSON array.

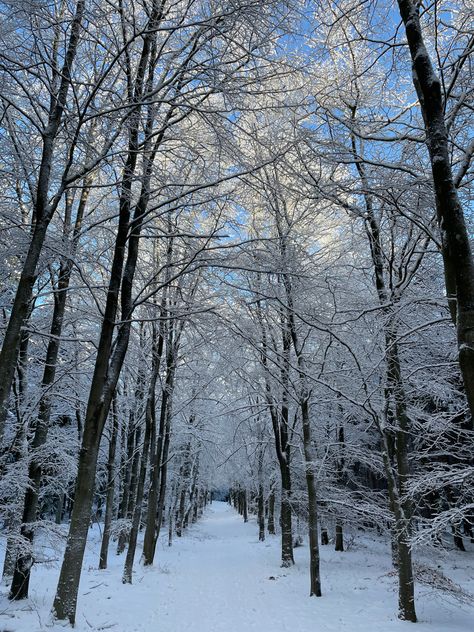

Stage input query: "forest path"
[
  {"left": 75, "top": 500, "right": 324, "bottom": 632},
  {"left": 125, "top": 500, "right": 309, "bottom": 632}
]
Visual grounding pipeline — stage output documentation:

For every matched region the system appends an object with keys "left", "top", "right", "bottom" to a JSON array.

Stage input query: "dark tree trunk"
[
  {"left": 335, "top": 522, "right": 344, "bottom": 552},
  {"left": 99, "top": 400, "right": 119, "bottom": 570},
  {"left": 117, "top": 354, "right": 147, "bottom": 554},
  {"left": 349, "top": 121, "right": 417, "bottom": 623},
  {"left": 397, "top": 0, "right": 474, "bottom": 423},
  {"left": 387, "top": 335, "right": 417, "bottom": 623},
  {"left": 52, "top": 432, "right": 102, "bottom": 622},
  {"left": 257, "top": 483, "right": 265, "bottom": 542},
  {"left": 117, "top": 424, "right": 142, "bottom": 555},
  {"left": 176, "top": 443, "right": 192, "bottom": 537},
  {"left": 281, "top": 252, "right": 321, "bottom": 594},
  {"left": 453, "top": 526, "right": 466, "bottom": 552},
  {"left": 154, "top": 393, "right": 173, "bottom": 544},
  {"left": 267, "top": 487, "right": 276, "bottom": 535},
  {"left": 255, "top": 288, "right": 295, "bottom": 566},
  {"left": 301, "top": 400, "right": 322, "bottom": 596},
  {"left": 2, "top": 329, "right": 31, "bottom": 583},
  {"left": 242, "top": 490, "right": 248, "bottom": 523},
  {"left": 122, "top": 406, "right": 152, "bottom": 584},
  {"left": 55, "top": 493, "right": 65, "bottom": 525},
  {"left": 142, "top": 328, "right": 173, "bottom": 565},
  {"left": 279, "top": 465, "right": 294, "bottom": 566}
]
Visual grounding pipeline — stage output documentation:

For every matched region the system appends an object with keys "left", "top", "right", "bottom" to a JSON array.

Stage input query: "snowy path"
[{"left": 1, "top": 501, "right": 473, "bottom": 631}]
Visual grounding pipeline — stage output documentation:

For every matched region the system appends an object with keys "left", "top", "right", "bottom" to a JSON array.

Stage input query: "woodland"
[{"left": 0, "top": 0, "right": 473, "bottom": 630}]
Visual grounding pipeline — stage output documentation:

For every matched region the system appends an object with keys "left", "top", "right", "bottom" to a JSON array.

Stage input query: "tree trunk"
[
  {"left": 300, "top": 398, "right": 322, "bottom": 596},
  {"left": 142, "top": 330, "right": 173, "bottom": 565},
  {"left": 122, "top": 408, "right": 152, "bottom": 584},
  {"left": 242, "top": 489, "right": 248, "bottom": 523},
  {"left": 268, "top": 487, "right": 276, "bottom": 535},
  {"left": 397, "top": 0, "right": 474, "bottom": 422},
  {"left": 335, "top": 522, "right": 344, "bottom": 552},
  {"left": 257, "top": 450, "right": 265, "bottom": 541},
  {"left": 176, "top": 444, "right": 192, "bottom": 537},
  {"left": 153, "top": 391, "right": 173, "bottom": 545},
  {"left": 99, "top": 401, "right": 119, "bottom": 570},
  {"left": 52, "top": 432, "right": 101, "bottom": 622},
  {"left": 349, "top": 122, "right": 417, "bottom": 623},
  {"left": 279, "top": 464, "right": 294, "bottom": 566}
]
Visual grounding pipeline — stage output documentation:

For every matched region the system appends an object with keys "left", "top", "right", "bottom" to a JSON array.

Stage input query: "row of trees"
[{"left": 0, "top": 0, "right": 473, "bottom": 626}]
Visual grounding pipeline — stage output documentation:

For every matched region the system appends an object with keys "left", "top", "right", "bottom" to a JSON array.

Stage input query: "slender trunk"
[
  {"left": 117, "top": 361, "right": 146, "bottom": 555},
  {"left": 168, "top": 503, "right": 174, "bottom": 547},
  {"left": 154, "top": 391, "right": 173, "bottom": 544},
  {"left": 116, "top": 419, "right": 136, "bottom": 554},
  {"left": 268, "top": 487, "right": 276, "bottom": 535},
  {"left": 301, "top": 400, "right": 322, "bottom": 596},
  {"left": 281, "top": 255, "right": 320, "bottom": 591},
  {"left": 350, "top": 121, "right": 417, "bottom": 623},
  {"left": 184, "top": 460, "right": 199, "bottom": 529},
  {"left": 55, "top": 494, "right": 65, "bottom": 525},
  {"left": 335, "top": 522, "right": 344, "bottom": 552},
  {"left": 142, "top": 330, "right": 172, "bottom": 565},
  {"left": 242, "top": 489, "right": 248, "bottom": 523},
  {"left": 258, "top": 483, "right": 265, "bottom": 542},
  {"left": 122, "top": 409, "right": 152, "bottom": 584},
  {"left": 176, "top": 443, "right": 192, "bottom": 537},
  {"left": 2, "top": 330, "right": 30, "bottom": 582},
  {"left": 387, "top": 334, "right": 417, "bottom": 622},
  {"left": 279, "top": 463, "right": 294, "bottom": 566},
  {"left": 255, "top": 284, "right": 295, "bottom": 566},
  {"left": 99, "top": 401, "right": 119, "bottom": 570}
]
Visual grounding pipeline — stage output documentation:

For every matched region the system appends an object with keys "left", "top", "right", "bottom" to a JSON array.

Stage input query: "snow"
[{"left": 1, "top": 502, "right": 473, "bottom": 631}]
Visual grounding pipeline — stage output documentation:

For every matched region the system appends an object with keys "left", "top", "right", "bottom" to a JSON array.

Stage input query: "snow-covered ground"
[{"left": 1, "top": 501, "right": 473, "bottom": 631}]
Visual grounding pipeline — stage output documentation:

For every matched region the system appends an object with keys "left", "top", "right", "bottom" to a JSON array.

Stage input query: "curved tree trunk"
[{"left": 397, "top": 0, "right": 474, "bottom": 422}]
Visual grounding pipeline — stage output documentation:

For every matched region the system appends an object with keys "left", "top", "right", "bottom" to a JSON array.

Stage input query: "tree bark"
[
  {"left": 141, "top": 324, "right": 173, "bottom": 565},
  {"left": 257, "top": 459, "right": 265, "bottom": 542},
  {"left": 301, "top": 400, "right": 322, "bottom": 596},
  {"left": 268, "top": 486, "right": 276, "bottom": 535},
  {"left": 335, "top": 522, "right": 344, "bottom": 552},
  {"left": 122, "top": 406, "right": 152, "bottom": 584},
  {"left": 99, "top": 400, "right": 119, "bottom": 570},
  {"left": 397, "top": 0, "right": 474, "bottom": 423}
]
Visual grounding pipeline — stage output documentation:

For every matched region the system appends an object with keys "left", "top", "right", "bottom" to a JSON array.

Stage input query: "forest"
[{"left": 0, "top": 0, "right": 473, "bottom": 630}]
